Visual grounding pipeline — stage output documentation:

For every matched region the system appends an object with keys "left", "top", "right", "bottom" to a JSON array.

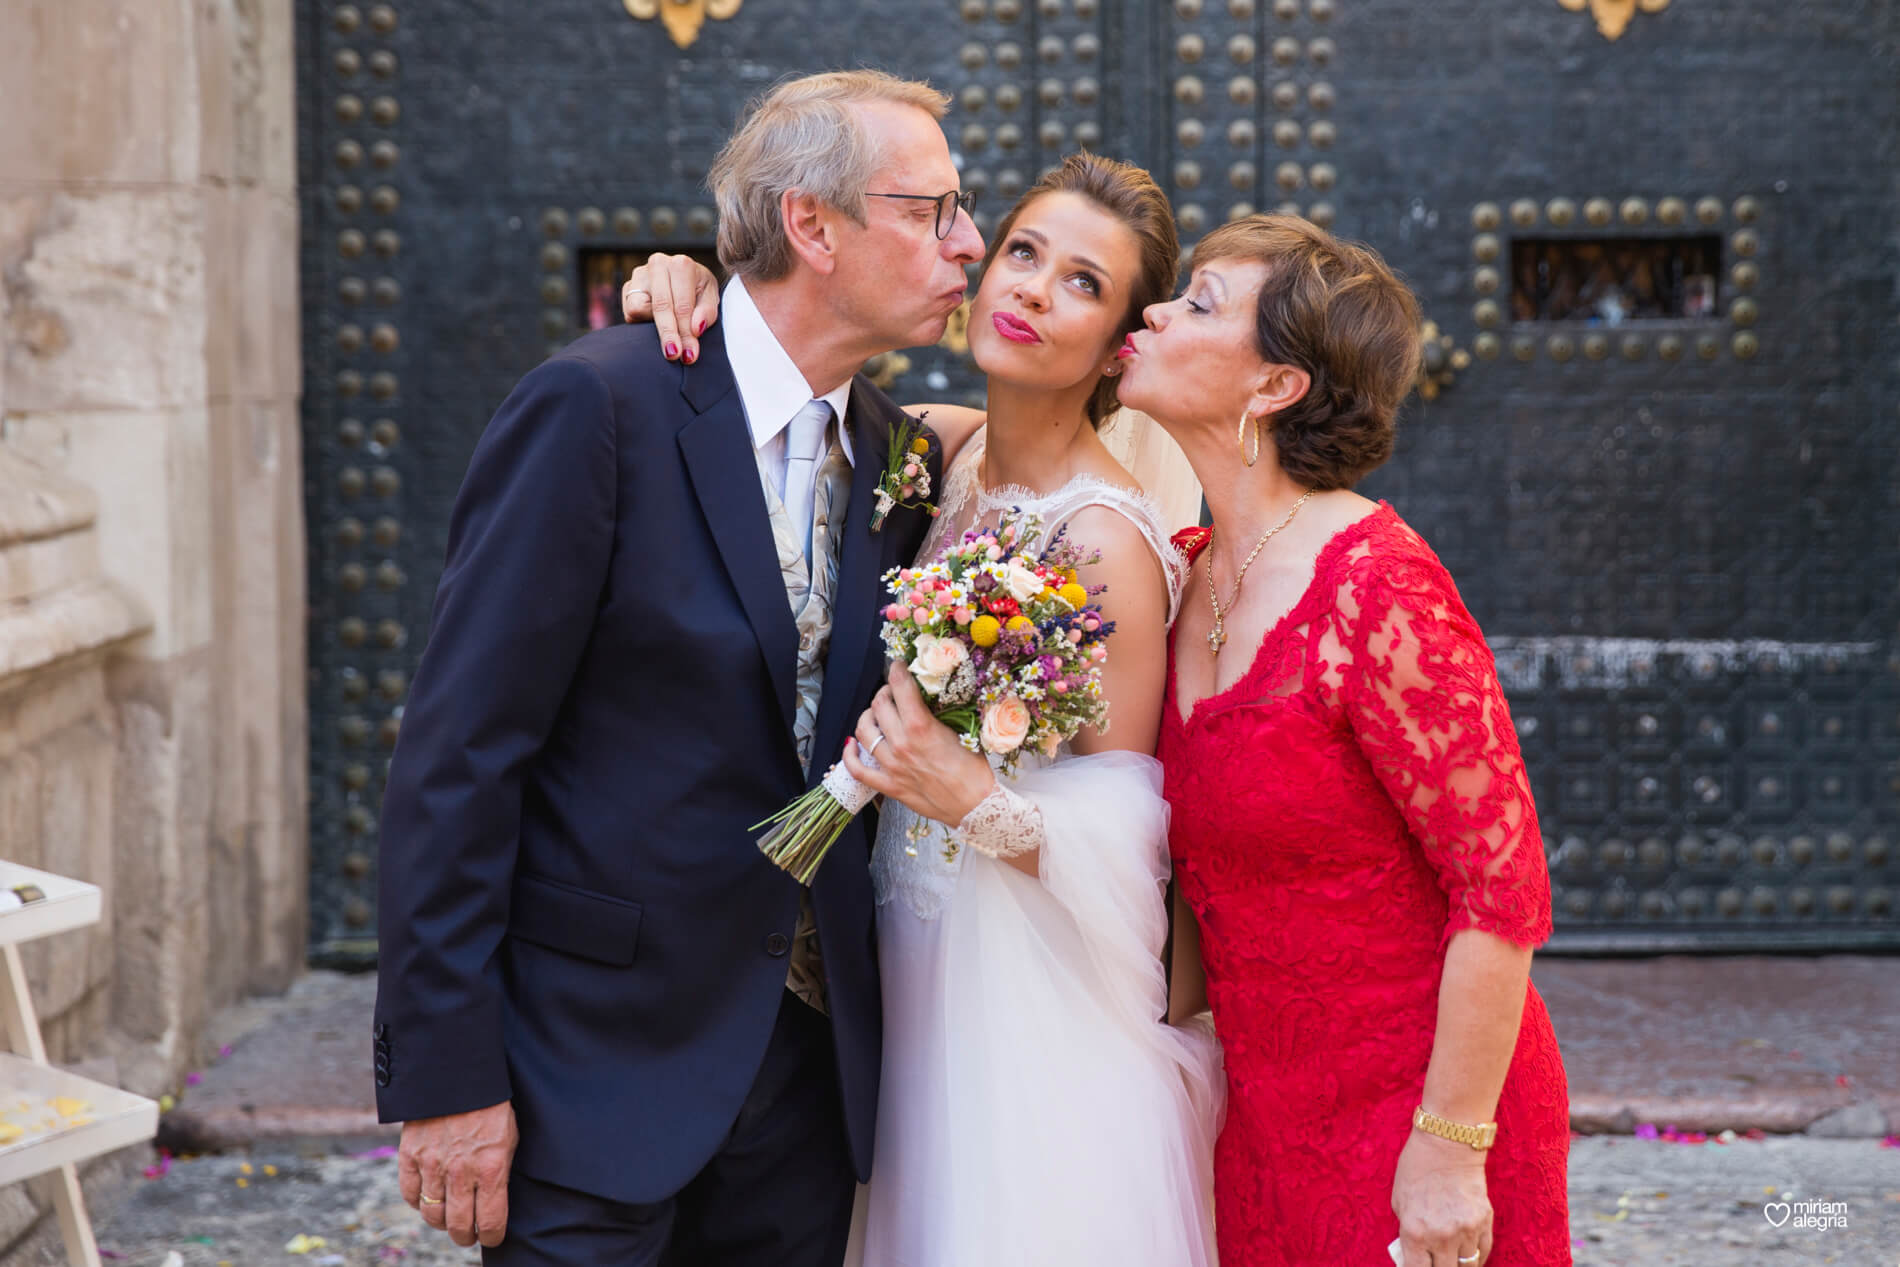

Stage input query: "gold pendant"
[{"left": 1207, "top": 625, "right": 1226, "bottom": 655}]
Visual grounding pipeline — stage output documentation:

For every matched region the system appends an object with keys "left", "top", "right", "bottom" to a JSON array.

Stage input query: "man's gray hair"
[{"left": 708, "top": 70, "right": 950, "bottom": 282}]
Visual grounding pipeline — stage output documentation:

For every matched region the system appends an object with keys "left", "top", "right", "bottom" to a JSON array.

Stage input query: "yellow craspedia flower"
[
  {"left": 1058, "top": 582, "right": 1089, "bottom": 609},
  {"left": 1064, "top": 568, "right": 1081, "bottom": 585},
  {"left": 969, "top": 615, "right": 1002, "bottom": 647},
  {"left": 1006, "top": 615, "right": 1034, "bottom": 633},
  {"left": 910, "top": 437, "right": 930, "bottom": 455}
]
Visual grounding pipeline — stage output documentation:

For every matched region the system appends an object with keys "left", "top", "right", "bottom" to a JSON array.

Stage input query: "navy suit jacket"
[{"left": 372, "top": 320, "right": 939, "bottom": 1204}]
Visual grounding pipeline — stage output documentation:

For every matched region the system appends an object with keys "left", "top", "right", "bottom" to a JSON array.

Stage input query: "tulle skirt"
[{"left": 849, "top": 751, "right": 1223, "bottom": 1267}]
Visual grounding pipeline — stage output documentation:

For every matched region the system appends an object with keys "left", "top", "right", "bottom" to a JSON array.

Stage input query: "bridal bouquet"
[{"left": 756, "top": 510, "right": 1116, "bottom": 883}]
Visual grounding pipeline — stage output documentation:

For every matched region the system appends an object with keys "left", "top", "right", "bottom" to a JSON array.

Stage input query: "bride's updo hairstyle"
[
  {"left": 1191, "top": 215, "right": 1421, "bottom": 490},
  {"left": 982, "top": 153, "right": 1180, "bottom": 429}
]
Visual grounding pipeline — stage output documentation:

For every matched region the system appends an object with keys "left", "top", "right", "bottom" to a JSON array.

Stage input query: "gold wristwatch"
[{"left": 1413, "top": 1106, "right": 1497, "bottom": 1150}]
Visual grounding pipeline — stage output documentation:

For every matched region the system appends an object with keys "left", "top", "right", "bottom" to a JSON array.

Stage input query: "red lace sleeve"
[{"left": 1330, "top": 536, "right": 1554, "bottom": 949}]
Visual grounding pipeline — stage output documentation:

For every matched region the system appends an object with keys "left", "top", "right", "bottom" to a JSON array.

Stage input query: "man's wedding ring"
[
  {"left": 419, "top": 1193, "right": 445, "bottom": 1206},
  {"left": 866, "top": 732, "right": 887, "bottom": 758}
]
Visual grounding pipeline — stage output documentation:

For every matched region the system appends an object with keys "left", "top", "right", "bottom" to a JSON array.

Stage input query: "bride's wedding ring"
[
  {"left": 623, "top": 284, "right": 649, "bottom": 300},
  {"left": 866, "top": 732, "right": 887, "bottom": 758},
  {"left": 1457, "top": 1254, "right": 1480, "bottom": 1264}
]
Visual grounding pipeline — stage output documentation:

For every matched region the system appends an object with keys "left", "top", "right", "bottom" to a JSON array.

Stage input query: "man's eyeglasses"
[{"left": 865, "top": 189, "right": 977, "bottom": 240}]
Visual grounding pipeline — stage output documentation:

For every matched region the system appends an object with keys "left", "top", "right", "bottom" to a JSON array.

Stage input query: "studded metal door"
[{"left": 298, "top": 0, "right": 1898, "bottom": 963}]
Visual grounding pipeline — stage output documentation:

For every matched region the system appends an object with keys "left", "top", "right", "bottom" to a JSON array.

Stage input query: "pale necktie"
[{"left": 781, "top": 400, "right": 833, "bottom": 563}]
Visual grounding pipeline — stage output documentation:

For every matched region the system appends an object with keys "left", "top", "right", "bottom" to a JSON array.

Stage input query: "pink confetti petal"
[
  {"left": 185, "top": 1071, "right": 203, "bottom": 1086},
  {"left": 1880, "top": 1135, "right": 1899, "bottom": 1149}
]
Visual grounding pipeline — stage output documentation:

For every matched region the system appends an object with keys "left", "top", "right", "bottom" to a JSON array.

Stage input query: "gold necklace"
[{"left": 1205, "top": 488, "right": 1316, "bottom": 655}]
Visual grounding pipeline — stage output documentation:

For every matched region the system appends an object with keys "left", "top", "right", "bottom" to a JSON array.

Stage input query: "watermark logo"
[{"left": 1763, "top": 1197, "right": 1850, "bottom": 1231}]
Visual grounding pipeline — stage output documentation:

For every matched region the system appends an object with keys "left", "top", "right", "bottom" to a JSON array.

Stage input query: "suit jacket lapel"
[
  {"left": 809, "top": 379, "right": 899, "bottom": 785},
  {"left": 676, "top": 328, "right": 800, "bottom": 736}
]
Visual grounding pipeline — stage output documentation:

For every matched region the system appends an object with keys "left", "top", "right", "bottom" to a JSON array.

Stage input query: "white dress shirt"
[{"left": 722, "top": 277, "right": 856, "bottom": 502}]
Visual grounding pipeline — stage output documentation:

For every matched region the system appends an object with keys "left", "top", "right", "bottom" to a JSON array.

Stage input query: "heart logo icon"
[{"left": 1763, "top": 1201, "right": 1791, "bottom": 1227}]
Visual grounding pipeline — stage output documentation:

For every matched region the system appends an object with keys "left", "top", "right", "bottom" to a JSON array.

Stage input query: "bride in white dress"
[
  {"left": 627, "top": 151, "right": 1221, "bottom": 1266},
  {"left": 845, "top": 427, "right": 1221, "bottom": 1267},
  {"left": 834, "top": 159, "right": 1223, "bottom": 1267}
]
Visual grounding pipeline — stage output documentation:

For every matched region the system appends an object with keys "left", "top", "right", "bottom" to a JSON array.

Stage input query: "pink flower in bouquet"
[
  {"left": 910, "top": 633, "right": 969, "bottom": 696},
  {"left": 980, "top": 696, "right": 1032, "bottom": 753}
]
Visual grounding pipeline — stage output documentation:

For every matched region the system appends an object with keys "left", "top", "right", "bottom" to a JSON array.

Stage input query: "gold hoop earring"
[{"left": 1238, "top": 410, "right": 1262, "bottom": 467}]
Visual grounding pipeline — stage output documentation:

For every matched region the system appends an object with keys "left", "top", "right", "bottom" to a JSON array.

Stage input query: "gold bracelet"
[{"left": 1413, "top": 1105, "right": 1497, "bottom": 1150}]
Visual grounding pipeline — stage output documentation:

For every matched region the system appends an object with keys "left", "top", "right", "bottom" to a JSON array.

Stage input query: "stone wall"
[{"left": 0, "top": 0, "right": 306, "bottom": 1251}]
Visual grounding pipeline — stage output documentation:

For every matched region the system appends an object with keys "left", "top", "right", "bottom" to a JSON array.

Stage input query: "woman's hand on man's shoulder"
[{"left": 621, "top": 254, "right": 721, "bottom": 364}]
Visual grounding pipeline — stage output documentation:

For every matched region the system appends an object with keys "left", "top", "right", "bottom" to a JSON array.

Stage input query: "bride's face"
[
  {"left": 1116, "top": 255, "right": 1275, "bottom": 436},
  {"left": 967, "top": 192, "right": 1141, "bottom": 398}
]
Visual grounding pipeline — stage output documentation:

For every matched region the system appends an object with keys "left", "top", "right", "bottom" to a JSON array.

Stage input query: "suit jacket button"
[
  {"left": 374, "top": 1022, "right": 389, "bottom": 1039},
  {"left": 765, "top": 933, "right": 790, "bottom": 957},
  {"left": 376, "top": 1070, "right": 391, "bottom": 1087}
]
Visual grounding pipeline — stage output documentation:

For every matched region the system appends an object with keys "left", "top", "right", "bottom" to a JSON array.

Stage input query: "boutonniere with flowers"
[{"left": 869, "top": 411, "right": 939, "bottom": 532}]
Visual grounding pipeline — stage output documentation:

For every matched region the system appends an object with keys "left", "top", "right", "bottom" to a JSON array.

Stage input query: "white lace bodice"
[{"left": 871, "top": 429, "right": 1189, "bottom": 920}]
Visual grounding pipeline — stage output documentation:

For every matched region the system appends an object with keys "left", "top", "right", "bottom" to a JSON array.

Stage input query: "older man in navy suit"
[{"left": 372, "top": 70, "right": 984, "bottom": 1264}]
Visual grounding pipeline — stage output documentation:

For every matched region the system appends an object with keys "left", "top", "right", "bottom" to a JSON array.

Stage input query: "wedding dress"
[{"left": 849, "top": 430, "right": 1223, "bottom": 1267}]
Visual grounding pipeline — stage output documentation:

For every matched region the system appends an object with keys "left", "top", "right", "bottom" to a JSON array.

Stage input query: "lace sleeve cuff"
[{"left": 950, "top": 778, "right": 1045, "bottom": 859}]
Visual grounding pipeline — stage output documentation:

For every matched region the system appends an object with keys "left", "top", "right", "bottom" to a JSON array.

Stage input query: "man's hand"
[{"left": 397, "top": 1100, "right": 519, "bottom": 1248}]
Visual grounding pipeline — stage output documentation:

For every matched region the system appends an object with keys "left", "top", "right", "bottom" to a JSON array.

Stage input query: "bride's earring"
[{"left": 1238, "top": 409, "right": 1262, "bottom": 467}]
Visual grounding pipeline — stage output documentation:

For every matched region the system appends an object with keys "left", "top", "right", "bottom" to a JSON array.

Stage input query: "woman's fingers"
[
  {"left": 887, "top": 661, "right": 935, "bottom": 728},
  {"left": 869, "top": 686, "right": 907, "bottom": 757},
  {"left": 854, "top": 710, "right": 888, "bottom": 765},
  {"left": 645, "top": 260, "right": 686, "bottom": 360},
  {"left": 841, "top": 738, "right": 897, "bottom": 796},
  {"left": 621, "top": 263, "right": 655, "bottom": 324},
  {"left": 660, "top": 254, "right": 707, "bottom": 363},
  {"left": 689, "top": 265, "right": 722, "bottom": 349}
]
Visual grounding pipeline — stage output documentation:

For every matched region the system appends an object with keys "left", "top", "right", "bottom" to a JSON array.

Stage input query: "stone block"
[
  {"left": 0, "top": 750, "right": 44, "bottom": 869},
  {"left": 1804, "top": 1101, "right": 1890, "bottom": 1138},
  {"left": 194, "top": 0, "right": 238, "bottom": 187},
  {"left": 0, "top": 0, "right": 200, "bottom": 187},
  {"left": 61, "top": 409, "right": 215, "bottom": 658},
  {"left": 238, "top": 0, "right": 300, "bottom": 192},
  {"left": 236, "top": 188, "right": 303, "bottom": 402},
  {"left": 108, "top": 653, "right": 216, "bottom": 1056},
  {"left": 4, "top": 191, "right": 209, "bottom": 414},
  {"left": 202, "top": 188, "right": 241, "bottom": 407}
]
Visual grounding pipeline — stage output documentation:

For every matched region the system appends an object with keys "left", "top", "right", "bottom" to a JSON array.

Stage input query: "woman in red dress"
[{"left": 1117, "top": 215, "right": 1571, "bottom": 1267}]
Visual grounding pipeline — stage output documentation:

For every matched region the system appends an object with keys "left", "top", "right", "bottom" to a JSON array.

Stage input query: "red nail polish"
[
  {"left": 665, "top": 342, "right": 678, "bottom": 358},
  {"left": 695, "top": 319, "right": 706, "bottom": 336},
  {"left": 684, "top": 347, "right": 697, "bottom": 364}
]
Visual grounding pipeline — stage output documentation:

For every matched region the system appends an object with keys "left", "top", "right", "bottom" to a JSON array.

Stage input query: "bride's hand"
[
  {"left": 842, "top": 662, "right": 995, "bottom": 827},
  {"left": 621, "top": 253, "right": 721, "bottom": 364}
]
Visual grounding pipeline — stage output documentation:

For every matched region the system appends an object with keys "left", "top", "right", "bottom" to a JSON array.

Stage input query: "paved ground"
[
  {"left": 8, "top": 955, "right": 1899, "bottom": 1263},
  {"left": 1532, "top": 956, "right": 1900, "bottom": 1137},
  {"left": 152, "top": 955, "right": 1900, "bottom": 1156},
  {"left": 8, "top": 1136, "right": 1895, "bottom": 1265}
]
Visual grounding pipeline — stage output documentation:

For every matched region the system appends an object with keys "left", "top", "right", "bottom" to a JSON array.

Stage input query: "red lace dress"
[{"left": 1160, "top": 504, "right": 1571, "bottom": 1266}]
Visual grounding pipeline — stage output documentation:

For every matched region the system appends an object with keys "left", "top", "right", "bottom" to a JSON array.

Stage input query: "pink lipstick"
[{"left": 992, "top": 312, "right": 1042, "bottom": 345}]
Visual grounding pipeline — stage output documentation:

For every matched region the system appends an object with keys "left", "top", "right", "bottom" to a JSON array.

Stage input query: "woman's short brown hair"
[
  {"left": 984, "top": 153, "right": 1180, "bottom": 428},
  {"left": 1191, "top": 215, "right": 1421, "bottom": 490}
]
